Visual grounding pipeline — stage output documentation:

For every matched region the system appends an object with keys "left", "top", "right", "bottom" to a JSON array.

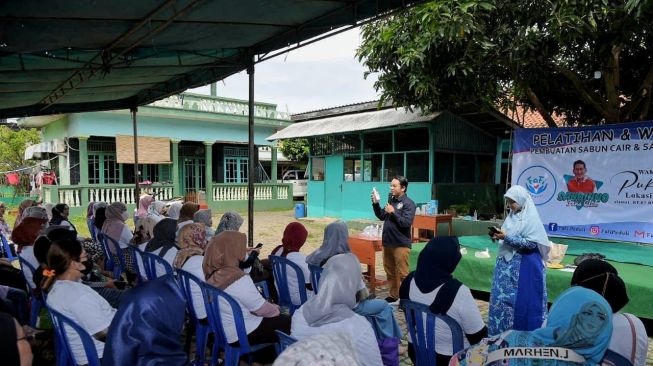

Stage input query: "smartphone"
[
  {"left": 255, "top": 243, "right": 263, "bottom": 249},
  {"left": 488, "top": 226, "right": 501, "bottom": 234}
]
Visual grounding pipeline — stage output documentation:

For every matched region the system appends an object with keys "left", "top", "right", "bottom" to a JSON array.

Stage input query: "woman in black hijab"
[{"left": 399, "top": 236, "right": 487, "bottom": 366}]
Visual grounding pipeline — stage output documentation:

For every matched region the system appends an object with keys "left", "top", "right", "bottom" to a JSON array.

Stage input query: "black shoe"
[{"left": 384, "top": 296, "right": 398, "bottom": 303}]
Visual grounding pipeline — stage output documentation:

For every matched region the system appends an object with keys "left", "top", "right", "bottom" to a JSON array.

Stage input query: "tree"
[
  {"left": 357, "top": 0, "right": 653, "bottom": 126},
  {"left": 278, "top": 138, "right": 309, "bottom": 163},
  {"left": 0, "top": 126, "right": 40, "bottom": 172}
]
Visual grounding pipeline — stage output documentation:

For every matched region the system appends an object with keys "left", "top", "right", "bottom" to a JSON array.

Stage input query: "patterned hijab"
[
  {"left": 500, "top": 185, "right": 550, "bottom": 261},
  {"left": 173, "top": 223, "right": 207, "bottom": 269},
  {"left": 302, "top": 253, "right": 360, "bottom": 327},
  {"left": 102, "top": 202, "right": 128, "bottom": 241},
  {"left": 202, "top": 231, "right": 247, "bottom": 290},
  {"left": 178, "top": 202, "right": 200, "bottom": 223},
  {"left": 272, "top": 222, "right": 308, "bottom": 257},
  {"left": 145, "top": 218, "right": 178, "bottom": 257},
  {"left": 451, "top": 287, "right": 613, "bottom": 366},
  {"left": 306, "top": 220, "right": 350, "bottom": 267},
  {"left": 215, "top": 211, "right": 243, "bottom": 234}
]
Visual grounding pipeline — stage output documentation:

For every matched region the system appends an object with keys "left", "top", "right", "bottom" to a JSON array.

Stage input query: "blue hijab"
[
  {"left": 103, "top": 275, "right": 188, "bottom": 366},
  {"left": 452, "top": 287, "right": 612, "bottom": 366},
  {"left": 503, "top": 287, "right": 612, "bottom": 365},
  {"left": 500, "top": 185, "right": 550, "bottom": 261}
]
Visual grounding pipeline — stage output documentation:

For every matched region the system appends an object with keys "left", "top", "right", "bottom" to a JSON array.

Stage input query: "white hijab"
[
  {"left": 499, "top": 185, "right": 550, "bottom": 261},
  {"left": 147, "top": 201, "right": 166, "bottom": 223},
  {"left": 165, "top": 201, "right": 183, "bottom": 220}
]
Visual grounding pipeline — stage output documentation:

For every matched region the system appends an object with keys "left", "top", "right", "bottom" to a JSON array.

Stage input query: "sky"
[{"left": 187, "top": 27, "right": 380, "bottom": 115}]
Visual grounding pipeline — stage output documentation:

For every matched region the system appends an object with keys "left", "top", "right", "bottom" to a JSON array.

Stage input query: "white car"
[{"left": 281, "top": 170, "right": 307, "bottom": 198}]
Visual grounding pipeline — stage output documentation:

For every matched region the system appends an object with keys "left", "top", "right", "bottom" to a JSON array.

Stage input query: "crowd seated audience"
[{"left": 0, "top": 197, "right": 649, "bottom": 366}]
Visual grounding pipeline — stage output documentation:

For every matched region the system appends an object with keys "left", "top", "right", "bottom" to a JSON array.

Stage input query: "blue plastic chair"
[
  {"left": 177, "top": 269, "right": 220, "bottom": 366},
  {"left": 201, "top": 282, "right": 278, "bottom": 366},
  {"left": 275, "top": 330, "right": 297, "bottom": 355},
  {"left": 400, "top": 299, "right": 464, "bottom": 366},
  {"left": 17, "top": 256, "right": 44, "bottom": 327},
  {"left": 96, "top": 233, "right": 115, "bottom": 275},
  {"left": 141, "top": 250, "right": 175, "bottom": 280},
  {"left": 49, "top": 307, "right": 102, "bottom": 366},
  {"left": 128, "top": 245, "right": 147, "bottom": 284},
  {"left": 269, "top": 255, "right": 308, "bottom": 315},
  {"left": 0, "top": 232, "right": 16, "bottom": 260},
  {"left": 99, "top": 234, "right": 128, "bottom": 279},
  {"left": 307, "top": 263, "right": 322, "bottom": 294},
  {"left": 602, "top": 349, "right": 634, "bottom": 366}
]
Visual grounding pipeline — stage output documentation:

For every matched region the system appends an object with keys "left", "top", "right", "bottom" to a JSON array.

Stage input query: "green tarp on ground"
[{"left": 409, "top": 237, "right": 653, "bottom": 319}]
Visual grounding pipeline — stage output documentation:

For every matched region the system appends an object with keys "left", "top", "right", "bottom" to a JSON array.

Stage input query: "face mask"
[
  {"left": 121, "top": 211, "right": 129, "bottom": 221},
  {"left": 80, "top": 260, "right": 94, "bottom": 276}
]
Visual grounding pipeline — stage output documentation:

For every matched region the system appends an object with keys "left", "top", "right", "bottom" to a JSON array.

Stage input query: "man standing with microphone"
[{"left": 371, "top": 176, "right": 416, "bottom": 303}]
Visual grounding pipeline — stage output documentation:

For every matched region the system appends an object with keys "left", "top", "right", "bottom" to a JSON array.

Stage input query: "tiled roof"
[{"left": 502, "top": 106, "right": 566, "bottom": 128}]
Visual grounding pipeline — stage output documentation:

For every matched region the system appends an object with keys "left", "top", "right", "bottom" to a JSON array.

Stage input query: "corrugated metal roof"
[{"left": 268, "top": 108, "right": 439, "bottom": 140}]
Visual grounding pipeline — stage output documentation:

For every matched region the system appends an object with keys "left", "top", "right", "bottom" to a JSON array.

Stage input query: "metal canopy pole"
[
  {"left": 247, "top": 58, "right": 255, "bottom": 248},
  {"left": 131, "top": 107, "right": 140, "bottom": 201}
]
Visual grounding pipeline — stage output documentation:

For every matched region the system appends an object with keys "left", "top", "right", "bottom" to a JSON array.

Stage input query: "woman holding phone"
[{"left": 488, "top": 185, "right": 550, "bottom": 336}]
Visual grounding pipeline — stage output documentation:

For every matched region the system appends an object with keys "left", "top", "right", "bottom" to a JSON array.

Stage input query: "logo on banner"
[
  {"left": 516, "top": 166, "right": 557, "bottom": 205},
  {"left": 590, "top": 226, "right": 600, "bottom": 235}
]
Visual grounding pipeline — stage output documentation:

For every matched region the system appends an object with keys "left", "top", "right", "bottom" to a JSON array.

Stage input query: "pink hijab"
[
  {"left": 137, "top": 195, "right": 154, "bottom": 219},
  {"left": 102, "top": 202, "right": 128, "bottom": 241}
]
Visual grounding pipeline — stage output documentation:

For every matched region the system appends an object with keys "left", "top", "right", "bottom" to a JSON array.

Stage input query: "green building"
[
  {"left": 269, "top": 102, "right": 518, "bottom": 220},
  {"left": 19, "top": 92, "right": 294, "bottom": 214}
]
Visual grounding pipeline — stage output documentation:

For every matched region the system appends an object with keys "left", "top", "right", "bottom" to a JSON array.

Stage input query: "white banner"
[{"left": 511, "top": 121, "right": 653, "bottom": 243}]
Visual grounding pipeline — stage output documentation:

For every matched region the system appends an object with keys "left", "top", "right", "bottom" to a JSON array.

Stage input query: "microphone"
[{"left": 387, "top": 192, "right": 393, "bottom": 204}]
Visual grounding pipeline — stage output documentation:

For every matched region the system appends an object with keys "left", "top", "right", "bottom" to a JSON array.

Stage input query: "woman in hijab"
[
  {"left": 193, "top": 209, "right": 214, "bottom": 240},
  {"left": 144, "top": 218, "right": 178, "bottom": 277},
  {"left": 13, "top": 199, "right": 36, "bottom": 229},
  {"left": 50, "top": 204, "right": 76, "bottom": 231},
  {"left": 571, "top": 260, "right": 648, "bottom": 366},
  {"left": 399, "top": 236, "right": 486, "bottom": 365},
  {"left": 103, "top": 275, "right": 187, "bottom": 366},
  {"left": 0, "top": 313, "right": 33, "bottom": 366},
  {"left": 101, "top": 202, "right": 136, "bottom": 276},
  {"left": 176, "top": 202, "right": 200, "bottom": 244},
  {"left": 165, "top": 201, "right": 183, "bottom": 220},
  {"left": 306, "top": 220, "right": 351, "bottom": 267},
  {"left": 450, "top": 287, "right": 613, "bottom": 366},
  {"left": 273, "top": 332, "right": 361, "bottom": 366},
  {"left": 291, "top": 253, "right": 383, "bottom": 366},
  {"left": 215, "top": 210, "right": 244, "bottom": 234},
  {"left": 175, "top": 223, "right": 208, "bottom": 319},
  {"left": 135, "top": 195, "right": 154, "bottom": 223},
  {"left": 203, "top": 231, "right": 290, "bottom": 365},
  {"left": 271, "top": 222, "right": 312, "bottom": 305},
  {"left": 488, "top": 185, "right": 550, "bottom": 335},
  {"left": 12, "top": 206, "right": 49, "bottom": 289}
]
